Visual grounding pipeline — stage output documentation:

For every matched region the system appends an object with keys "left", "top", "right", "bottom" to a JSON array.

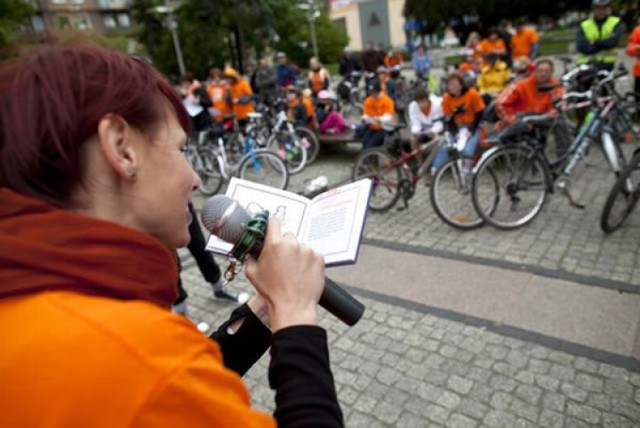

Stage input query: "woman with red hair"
[{"left": 0, "top": 44, "right": 342, "bottom": 427}]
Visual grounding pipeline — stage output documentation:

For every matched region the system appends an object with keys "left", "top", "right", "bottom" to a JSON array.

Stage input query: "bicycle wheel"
[
  {"left": 472, "top": 146, "right": 548, "bottom": 230},
  {"left": 430, "top": 159, "right": 489, "bottom": 230},
  {"left": 600, "top": 151, "right": 640, "bottom": 233},
  {"left": 296, "top": 126, "right": 320, "bottom": 164},
  {"left": 238, "top": 150, "right": 289, "bottom": 190},
  {"left": 268, "top": 130, "right": 308, "bottom": 175},
  {"left": 352, "top": 148, "right": 401, "bottom": 212},
  {"left": 189, "top": 147, "right": 224, "bottom": 196}
]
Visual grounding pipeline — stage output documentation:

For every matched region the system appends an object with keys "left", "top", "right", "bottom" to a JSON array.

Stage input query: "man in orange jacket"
[
  {"left": 223, "top": 68, "right": 255, "bottom": 125},
  {"left": 360, "top": 79, "right": 395, "bottom": 150}
]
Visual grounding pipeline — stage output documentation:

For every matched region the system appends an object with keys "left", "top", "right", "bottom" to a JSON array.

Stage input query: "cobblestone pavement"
[{"left": 183, "top": 139, "right": 640, "bottom": 426}]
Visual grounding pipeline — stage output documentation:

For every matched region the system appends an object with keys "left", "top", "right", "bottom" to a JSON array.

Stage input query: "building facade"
[
  {"left": 329, "top": 0, "right": 406, "bottom": 51},
  {"left": 28, "top": 0, "right": 133, "bottom": 35}
]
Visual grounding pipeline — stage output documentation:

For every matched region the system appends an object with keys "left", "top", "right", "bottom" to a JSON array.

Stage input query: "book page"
[
  {"left": 302, "top": 179, "right": 372, "bottom": 266},
  {"left": 205, "top": 178, "right": 310, "bottom": 256}
]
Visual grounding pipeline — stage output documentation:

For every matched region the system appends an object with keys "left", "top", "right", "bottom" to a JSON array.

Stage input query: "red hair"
[{"left": 0, "top": 44, "right": 190, "bottom": 206}]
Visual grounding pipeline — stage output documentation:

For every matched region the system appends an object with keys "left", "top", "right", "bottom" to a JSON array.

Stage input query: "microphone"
[{"left": 201, "top": 195, "right": 365, "bottom": 326}]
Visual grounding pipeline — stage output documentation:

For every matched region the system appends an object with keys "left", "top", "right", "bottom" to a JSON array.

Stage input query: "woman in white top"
[{"left": 407, "top": 87, "right": 443, "bottom": 167}]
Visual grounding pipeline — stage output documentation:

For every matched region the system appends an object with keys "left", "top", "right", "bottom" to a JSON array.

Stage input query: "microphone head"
[{"left": 201, "top": 195, "right": 252, "bottom": 244}]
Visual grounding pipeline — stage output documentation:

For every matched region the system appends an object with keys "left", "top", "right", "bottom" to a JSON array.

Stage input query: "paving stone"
[
  {"left": 437, "top": 391, "right": 462, "bottom": 410},
  {"left": 445, "top": 413, "right": 478, "bottom": 428},
  {"left": 514, "top": 384, "right": 543, "bottom": 405},
  {"left": 549, "top": 364, "right": 576, "bottom": 382},
  {"left": 509, "top": 397, "right": 540, "bottom": 423},
  {"left": 575, "top": 373, "right": 604, "bottom": 393},
  {"left": 566, "top": 402, "right": 601, "bottom": 425},
  {"left": 483, "top": 409, "right": 517, "bottom": 428},
  {"left": 457, "top": 398, "right": 488, "bottom": 420},
  {"left": 371, "top": 400, "right": 402, "bottom": 425},
  {"left": 538, "top": 409, "right": 565, "bottom": 428},
  {"left": 489, "top": 392, "right": 513, "bottom": 410},
  {"left": 447, "top": 375, "right": 474, "bottom": 395},
  {"left": 536, "top": 374, "right": 561, "bottom": 392},
  {"left": 426, "top": 404, "right": 451, "bottom": 425},
  {"left": 541, "top": 392, "right": 566, "bottom": 413}
]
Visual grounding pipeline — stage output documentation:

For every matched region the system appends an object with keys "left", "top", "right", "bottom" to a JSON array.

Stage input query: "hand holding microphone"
[{"left": 202, "top": 195, "right": 365, "bottom": 327}]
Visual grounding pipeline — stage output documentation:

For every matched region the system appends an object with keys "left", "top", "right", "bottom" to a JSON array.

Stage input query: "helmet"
[
  {"left": 276, "top": 51, "right": 286, "bottom": 59},
  {"left": 592, "top": 0, "right": 611, "bottom": 5},
  {"left": 223, "top": 68, "right": 238, "bottom": 79}
]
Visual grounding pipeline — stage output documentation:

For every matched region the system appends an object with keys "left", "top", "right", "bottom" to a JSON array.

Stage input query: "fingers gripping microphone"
[{"left": 202, "top": 195, "right": 365, "bottom": 326}]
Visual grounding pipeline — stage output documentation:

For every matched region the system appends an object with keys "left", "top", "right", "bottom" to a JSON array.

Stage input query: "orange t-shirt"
[
  {"left": 206, "top": 81, "right": 232, "bottom": 121},
  {"left": 478, "top": 38, "right": 507, "bottom": 66},
  {"left": 458, "top": 61, "right": 477, "bottom": 73},
  {"left": 308, "top": 69, "right": 329, "bottom": 95},
  {"left": 495, "top": 76, "right": 562, "bottom": 120},
  {"left": 363, "top": 93, "right": 395, "bottom": 130},
  {"left": 442, "top": 88, "right": 485, "bottom": 126},
  {"left": 511, "top": 27, "right": 539, "bottom": 59},
  {"left": 229, "top": 78, "right": 254, "bottom": 120}
]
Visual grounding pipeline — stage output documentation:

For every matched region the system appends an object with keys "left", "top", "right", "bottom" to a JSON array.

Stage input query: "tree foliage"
[
  {"left": 403, "top": 0, "right": 593, "bottom": 32},
  {"left": 131, "top": 0, "right": 347, "bottom": 80},
  {"left": 0, "top": 0, "right": 35, "bottom": 49}
]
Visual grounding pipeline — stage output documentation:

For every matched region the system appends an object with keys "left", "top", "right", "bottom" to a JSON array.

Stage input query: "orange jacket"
[
  {"left": 442, "top": 88, "right": 485, "bottom": 126},
  {"left": 229, "top": 78, "right": 255, "bottom": 120},
  {"left": 384, "top": 54, "right": 404, "bottom": 68},
  {"left": 207, "top": 80, "right": 232, "bottom": 121},
  {"left": 478, "top": 38, "right": 507, "bottom": 66},
  {"left": 511, "top": 27, "right": 539, "bottom": 59},
  {"left": 302, "top": 96, "right": 316, "bottom": 128},
  {"left": 495, "top": 75, "right": 562, "bottom": 121},
  {"left": 627, "top": 26, "right": 640, "bottom": 77},
  {"left": 363, "top": 93, "right": 395, "bottom": 130},
  {"left": 0, "top": 190, "right": 275, "bottom": 428}
]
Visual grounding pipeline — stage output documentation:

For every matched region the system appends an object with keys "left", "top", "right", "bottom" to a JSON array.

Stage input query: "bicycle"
[
  {"left": 188, "top": 123, "right": 289, "bottom": 196},
  {"left": 600, "top": 148, "right": 640, "bottom": 233},
  {"left": 471, "top": 70, "right": 633, "bottom": 230}
]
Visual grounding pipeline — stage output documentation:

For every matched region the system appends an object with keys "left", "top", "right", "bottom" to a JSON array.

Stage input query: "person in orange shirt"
[
  {"left": 360, "top": 79, "right": 395, "bottom": 150},
  {"left": 626, "top": 24, "right": 640, "bottom": 120},
  {"left": 301, "top": 89, "right": 317, "bottom": 129},
  {"left": 431, "top": 73, "right": 486, "bottom": 175},
  {"left": 308, "top": 56, "right": 330, "bottom": 98},
  {"left": 494, "top": 58, "right": 562, "bottom": 124},
  {"left": 0, "top": 44, "right": 343, "bottom": 427},
  {"left": 511, "top": 19, "right": 540, "bottom": 61},
  {"left": 465, "top": 31, "right": 483, "bottom": 64},
  {"left": 478, "top": 27, "right": 507, "bottom": 67},
  {"left": 384, "top": 47, "right": 404, "bottom": 78},
  {"left": 223, "top": 67, "right": 254, "bottom": 125},
  {"left": 206, "top": 67, "right": 232, "bottom": 122}
]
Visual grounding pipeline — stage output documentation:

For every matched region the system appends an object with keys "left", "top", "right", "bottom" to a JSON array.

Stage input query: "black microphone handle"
[{"left": 248, "top": 239, "right": 365, "bottom": 326}]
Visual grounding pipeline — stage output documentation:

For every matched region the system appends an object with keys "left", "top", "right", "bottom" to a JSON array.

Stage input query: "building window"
[
  {"left": 117, "top": 13, "right": 131, "bottom": 28},
  {"left": 52, "top": 0, "right": 66, "bottom": 4},
  {"left": 31, "top": 16, "right": 45, "bottom": 32},
  {"left": 76, "top": 14, "right": 92, "bottom": 30},
  {"left": 104, "top": 15, "right": 117, "bottom": 29},
  {"left": 58, "top": 16, "right": 71, "bottom": 29}
]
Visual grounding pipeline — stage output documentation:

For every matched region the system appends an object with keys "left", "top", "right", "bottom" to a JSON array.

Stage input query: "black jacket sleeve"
[
  {"left": 594, "top": 21, "right": 624, "bottom": 50},
  {"left": 195, "top": 86, "right": 213, "bottom": 109},
  {"left": 269, "top": 326, "right": 343, "bottom": 427},
  {"left": 210, "top": 304, "right": 272, "bottom": 376}
]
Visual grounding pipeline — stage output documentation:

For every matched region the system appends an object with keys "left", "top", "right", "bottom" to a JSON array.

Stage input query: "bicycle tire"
[
  {"left": 472, "top": 146, "right": 548, "bottom": 230},
  {"left": 238, "top": 150, "right": 289, "bottom": 190},
  {"left": 296, "top": 126, "right": 320, "bottom": 164},
  {"left": 267, "top": 130, "right": 308, "bottom": 175},
  {"left": 600, "top": 151, "right": 640, "bottom": 233},
  {"left": 352, "top": 148, "right": 401, "bottom": 212},
  {"left": 430, "top": 159, "right": 489, "bottom": 230},
  {"left": 189, "top": 147, "right": 224, "bottom": 196}
]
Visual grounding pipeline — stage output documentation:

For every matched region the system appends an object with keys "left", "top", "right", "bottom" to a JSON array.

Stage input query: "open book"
[{"left": 205, "top": 177, "right": 372, "bottom": 266}]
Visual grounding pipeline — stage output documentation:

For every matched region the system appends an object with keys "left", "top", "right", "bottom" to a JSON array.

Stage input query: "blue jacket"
[{"left": 277, "top": 64, "right": 295, "bottom": 87}]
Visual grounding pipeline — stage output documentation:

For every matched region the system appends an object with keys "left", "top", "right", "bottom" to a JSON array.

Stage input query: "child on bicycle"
[{"left": 431, "top": 73, "right": 485, "bottom": 179}]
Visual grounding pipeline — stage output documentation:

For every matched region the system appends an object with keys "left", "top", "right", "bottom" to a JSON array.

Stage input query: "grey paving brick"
[
  {"left": 567, "top": 402, "right": 602, "bottom": 424},
  {"left": 445, "top": 413, "right": 478, "bottom": 428},
  {"left": 483, "top": 409, "right": 517, "bottom": 428},
  {"left": 538, "top": 409, "right": 565, "bottom": 428},
  {"left": 447, "top": 375, "right": 474, "bottom": 395},
  {"left": 575, "top": 373, "right": 604, "bottom": 393}
]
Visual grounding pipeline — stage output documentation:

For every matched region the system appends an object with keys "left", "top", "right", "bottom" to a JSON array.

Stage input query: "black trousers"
[{"left": 175, "top": 202, "right": 222, "bottom": 304}]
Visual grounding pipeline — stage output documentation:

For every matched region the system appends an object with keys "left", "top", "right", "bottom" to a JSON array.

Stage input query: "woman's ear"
[{"left": 96, "top": 114, "right": 139, "bottom": 181}]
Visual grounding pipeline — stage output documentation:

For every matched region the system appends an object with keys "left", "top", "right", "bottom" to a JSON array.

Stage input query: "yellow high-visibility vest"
[{"left": 577, "top": 16, "right": 621, "bottom": 65}]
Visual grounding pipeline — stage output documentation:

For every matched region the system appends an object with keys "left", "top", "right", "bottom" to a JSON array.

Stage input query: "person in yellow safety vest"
[{"left": 576, "top": 0, "right": 624, "bottom": 71}]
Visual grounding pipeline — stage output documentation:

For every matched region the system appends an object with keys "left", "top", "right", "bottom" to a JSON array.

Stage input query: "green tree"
[
  {"left": 0, "top": 0, "right": 35, "bottom": 49},
  {"left": 131, "top": 0, "right": 346, "bottom": 80}
]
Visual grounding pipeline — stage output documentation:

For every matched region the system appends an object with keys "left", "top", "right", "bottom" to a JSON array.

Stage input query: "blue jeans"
[
  {"left": 362, "top": 128, "right": 386, "bottom": 150},
  {"left": 432, "top": 127, "right": 480, "bottom": 171}
]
